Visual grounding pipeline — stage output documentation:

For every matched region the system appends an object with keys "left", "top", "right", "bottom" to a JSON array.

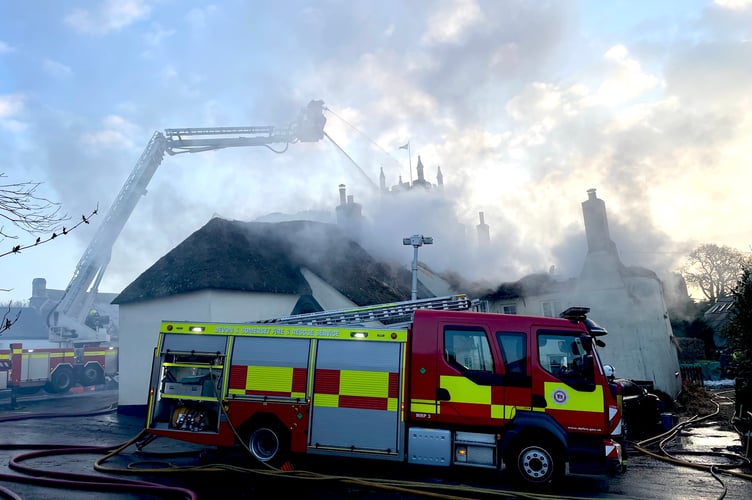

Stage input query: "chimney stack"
[
  {"left": 477, "top": 211, "right": 490, "bottom": 245},
  {"left": 582, "top": 188, "right": 616, "bottom": 254}
]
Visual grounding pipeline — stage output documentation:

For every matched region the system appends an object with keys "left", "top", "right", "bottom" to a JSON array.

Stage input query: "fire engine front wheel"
[
  {"left": 245, "top": 423, "right": 289, "bottom": 467},
  {"left": 506, "top": 439, "right": 563, "bottom": 485}
]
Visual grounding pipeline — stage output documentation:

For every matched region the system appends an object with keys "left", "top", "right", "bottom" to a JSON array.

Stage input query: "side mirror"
[{"left": 603, "top": 364, "right": 615, "bottom": 379}]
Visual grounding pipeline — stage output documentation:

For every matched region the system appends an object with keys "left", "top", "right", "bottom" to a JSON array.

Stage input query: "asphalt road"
[{"left": 0, "top": 389, "right": 750, "bottom": 499}]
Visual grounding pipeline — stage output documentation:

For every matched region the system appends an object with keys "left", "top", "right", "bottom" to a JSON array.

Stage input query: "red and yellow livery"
[{"left": 146, "top": 301, "right": 622, "bottom": 485}]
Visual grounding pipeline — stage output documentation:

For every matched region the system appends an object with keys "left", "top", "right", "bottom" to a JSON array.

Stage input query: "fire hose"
[
  {"left": 0, "top": 402, "right": 198, "bottom": 499},
  {"left": 632, "top": 390, "right": 752, "bottom": 500},
  {"left": 0, "top": 399, "right": 576, "bottom": 500}
]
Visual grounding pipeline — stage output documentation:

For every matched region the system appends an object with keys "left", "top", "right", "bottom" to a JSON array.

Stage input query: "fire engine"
[
  {"left": 0, "top": 342, "right": 118, "bottom": 399},
  {"left": 144, "top": 295, "right": 623, "bottom": 485}
]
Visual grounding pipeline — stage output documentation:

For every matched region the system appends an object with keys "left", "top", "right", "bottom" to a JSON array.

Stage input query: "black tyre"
[
  {"left": 246, "top": 423, "right": 289, "bottom": 467},
  {"left": 507, "top": 438, "right": 563, "bottom": 485},
  {"left": 79, "top": 363, "right": 104, "bottom": 386},
  {"left": 45, "top": 366, "right": 74, "bottom": 394}
]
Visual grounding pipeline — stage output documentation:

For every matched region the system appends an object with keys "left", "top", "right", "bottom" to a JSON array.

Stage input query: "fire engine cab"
[{"left": 145, "top": 295, "right": 623, "bottom": 485}]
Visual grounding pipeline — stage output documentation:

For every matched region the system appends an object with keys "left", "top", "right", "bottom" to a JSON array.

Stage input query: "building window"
[
  {"left": 502, "top": 304, "right": 517, "bottom": 315},
  {"left": 541, "top": 301, "right": 561, "bottom": 318}
]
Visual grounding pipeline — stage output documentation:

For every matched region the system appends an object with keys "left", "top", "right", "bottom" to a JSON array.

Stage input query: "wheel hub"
[
  {"left": 250, "top": 428, "right": 280, "bottom": 461},
  {"left": 521, "top": 448, "right": 550, "bottom": 479}
]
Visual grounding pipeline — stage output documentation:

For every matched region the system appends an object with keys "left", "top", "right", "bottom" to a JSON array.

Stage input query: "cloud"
[
  {"left": 64, "top": 0, "right": 151, "bottom": 35},
  {"left": 0, "top": 40, "right": 14, "bottom": 53},
  {"left": 422, "top": 0, "right": 483, "bottom": 45},
  {"left": 3, "top": 0, "right": 749, "bottom": 302},
  {"left": 142, "top": 23, "right": 176, "bottom": 48},
  {"left": 0, "top": 93, "right": 27, "bottom": 132},
  {"left": 80, "top": 115, "right": 140, "bottom": 150},
  {"left": 715, "top": 0, "right": 752, "bottom": 10},
  {"left": 0, "top": 94, "right": 25, "bottom": 119},
  {"left": 591, "top": 45, "right": 662, "bottom": 106},
  {"left": 42, "top": 59, "right": 73, "bottom": 79}
]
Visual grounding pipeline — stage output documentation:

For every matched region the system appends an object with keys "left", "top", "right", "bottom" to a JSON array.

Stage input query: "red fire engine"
[
  {"left": 0, "top": 342, "right": 118, "bottom": 400},
  {"left": 144, "top": 295, "right": 623, "bottom": 485}
]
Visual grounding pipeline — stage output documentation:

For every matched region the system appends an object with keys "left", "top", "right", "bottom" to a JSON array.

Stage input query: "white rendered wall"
[
  {"left": 574, "top": 252, "right": 682, "bottom": 397},
  {"left": 118, "top": 290, "right": 299, "bottom": 408}
]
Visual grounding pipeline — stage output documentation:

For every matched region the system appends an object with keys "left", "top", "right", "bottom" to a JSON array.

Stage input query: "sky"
[{"left": 1, "top": 0, "right": 751, "bottom": 305}]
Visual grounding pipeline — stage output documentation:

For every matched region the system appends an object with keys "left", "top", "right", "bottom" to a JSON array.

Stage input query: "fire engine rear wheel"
[
  {"left": 246, "top": 424, "right": 288, "bottom": 467},
  {"left": 45, "top": 366, "right": 74, "bottom": 394},
  {"left": 79, "top": 364, "right": 104, "bottom": 387},
  {"left": 507, "top": 438, "right": 562, "bottom": 485}
]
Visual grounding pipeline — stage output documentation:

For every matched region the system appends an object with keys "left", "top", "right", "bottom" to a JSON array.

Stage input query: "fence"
[{"left": 680, "top": 364, "right": 704, "bottom": 388}]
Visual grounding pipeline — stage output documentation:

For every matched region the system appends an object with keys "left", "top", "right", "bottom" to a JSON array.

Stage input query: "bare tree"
[
  {"left": 0, "top": 173, "right": 68, "bottom": 239},
  {"left": 1, "top": 173, "right": 98, "bottom": 334},
  {"left": 681, "top": 243, "right": 747, "bottom": 302}
]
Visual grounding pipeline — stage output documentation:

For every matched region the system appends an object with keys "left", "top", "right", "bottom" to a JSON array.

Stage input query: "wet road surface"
[{"left": 0, "top": 389, "right": 750, "bottom": 499}]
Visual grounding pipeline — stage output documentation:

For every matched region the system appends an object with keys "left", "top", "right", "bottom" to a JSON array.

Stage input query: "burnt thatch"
[
  {"left": 113, "top": 217, "right": 413, "bottom": 306},
  {"left": 481, "top": 272, "right": 576, "bottom": 301}
]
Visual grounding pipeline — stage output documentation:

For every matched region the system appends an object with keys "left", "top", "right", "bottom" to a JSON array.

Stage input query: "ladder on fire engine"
[{"left": 258, "top": 294, "right": 479, "bottom": 326}]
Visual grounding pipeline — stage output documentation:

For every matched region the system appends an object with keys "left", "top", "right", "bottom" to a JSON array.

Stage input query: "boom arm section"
[
  {"left": 49, "top": 100, "right": 327, "bottom": 344},
  {"left": 165, "top": 100, "right": 326, "bottom": 154},
  {"left": 49, "top": 131, "right": 167, "bottom": 344}
]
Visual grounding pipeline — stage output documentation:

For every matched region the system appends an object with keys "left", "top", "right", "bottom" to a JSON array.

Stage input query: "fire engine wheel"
[
  {"left": 79, "top": 364, "right": 103, "bottom": 386},
  {"left": 507, "top": 439, "right": 562, "bottom": 485},
  {"left": 45, "top": 366, "right": 74, "bottom": 394},
  {"left": 247, "top": 424, "right": 288, "bottom": 466}
]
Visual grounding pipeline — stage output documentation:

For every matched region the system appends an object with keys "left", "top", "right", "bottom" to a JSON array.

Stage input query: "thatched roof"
[
  {"left": 481, "top": 272, "right": 576, "bottom": 301},
  {"left": 113, "top": 217, "right": 413, "bottom": 306}
]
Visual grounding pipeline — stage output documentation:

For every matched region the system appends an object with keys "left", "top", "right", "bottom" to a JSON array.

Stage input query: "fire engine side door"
[
  {"left": 494, "top": 330, "right": 533, "bottom": 420},
  {"left": 434, "top": 323, "right": 506, "bottom": 428},
  {"left": 532, "top": 328, "right": 606, "bottom": 433}
]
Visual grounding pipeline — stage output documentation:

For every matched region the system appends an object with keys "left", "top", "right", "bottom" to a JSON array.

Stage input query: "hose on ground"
[
  {"left": 0, "top": 399, "right": 198, "bottom": 499},
  {"left": 632, "top": 389, "right": 752, "bottom": 500}
]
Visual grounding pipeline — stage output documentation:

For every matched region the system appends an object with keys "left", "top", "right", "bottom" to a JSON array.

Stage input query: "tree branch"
[
  {"left": 0, "top": 173, "right": 68, "bottom": 238},
  {"left": 0, "top": 305, "right": 21, "bottom": 335}
]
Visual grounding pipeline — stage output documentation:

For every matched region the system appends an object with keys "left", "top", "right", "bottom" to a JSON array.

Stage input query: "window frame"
[{"left": 443, "top": 327, "right": 494, "bottom": 374}]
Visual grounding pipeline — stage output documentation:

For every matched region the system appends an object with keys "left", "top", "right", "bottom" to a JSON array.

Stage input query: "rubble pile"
[
  {"left": 674, "top": 382, "right": 734, "bottom": 421},
  {"left": 674, "top": 383, "right": 716, "bottom": 416}
]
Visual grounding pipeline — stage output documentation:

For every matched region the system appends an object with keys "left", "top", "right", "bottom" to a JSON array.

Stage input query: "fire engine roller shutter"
[
  {"left": 229, "top": 337, "right": 310, "bottom": 399},
  {"left": 310, "top": 340, "right": 403, "bottom": 455}
]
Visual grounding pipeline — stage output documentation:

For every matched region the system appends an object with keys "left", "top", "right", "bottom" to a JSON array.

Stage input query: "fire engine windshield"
[{"left": 537, "top": 330, "right": 595, "bottom": 388}]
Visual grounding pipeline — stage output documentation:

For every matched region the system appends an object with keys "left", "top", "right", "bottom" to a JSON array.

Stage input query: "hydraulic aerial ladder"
[
  {"left": 257, "top": 294, "right": 479, "bottom": 326},
  {"left": 49, "top": 101, "right": 327, "bottom": 345}
]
